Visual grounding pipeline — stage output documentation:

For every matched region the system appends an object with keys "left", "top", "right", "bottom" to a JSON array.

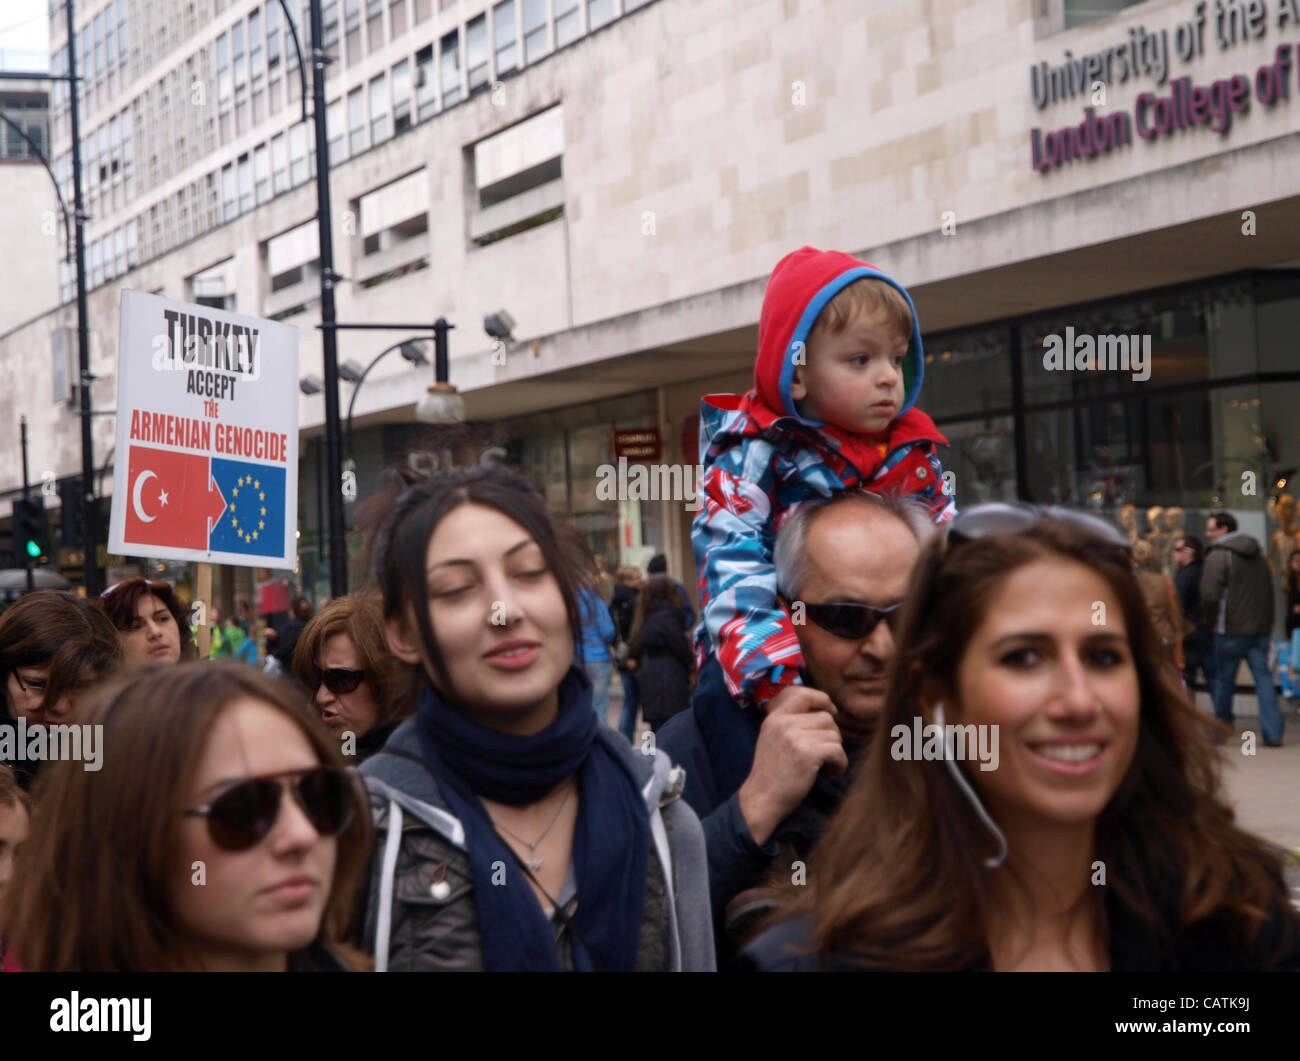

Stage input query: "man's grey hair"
[{"left": 774, "top": 491, "right": 936, "bottom": 600}]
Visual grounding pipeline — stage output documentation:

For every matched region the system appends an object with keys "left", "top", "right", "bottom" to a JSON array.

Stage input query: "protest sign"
[{"left": 107, "top": 292, "right": 299, "bottom": 570}]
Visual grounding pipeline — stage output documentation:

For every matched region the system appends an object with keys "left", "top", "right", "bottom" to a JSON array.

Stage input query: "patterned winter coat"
[{"left": 691, "top": 247, "right": 956, "bottom": 710}]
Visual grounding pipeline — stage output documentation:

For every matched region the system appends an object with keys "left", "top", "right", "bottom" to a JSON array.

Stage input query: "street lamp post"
[{"left": 0, "top": 0, "right": 99, "bottom": 594}]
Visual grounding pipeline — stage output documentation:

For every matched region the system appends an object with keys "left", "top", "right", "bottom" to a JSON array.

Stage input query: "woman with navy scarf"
[{"left": 357, "top": 462, "right": 715, "bottom": 971}]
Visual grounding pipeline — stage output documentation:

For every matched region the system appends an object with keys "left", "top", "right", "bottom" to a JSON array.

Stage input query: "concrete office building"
[{"left": 1, "top": 0, "right": 1298, "bottom": 612}]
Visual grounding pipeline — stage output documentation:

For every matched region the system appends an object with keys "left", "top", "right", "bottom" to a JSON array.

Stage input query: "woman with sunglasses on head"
[
  {"left": 99, "top": 576, "right": 196, "bottom": 664},
  {"left": 0, "top": 590, "right": 123, "bottom": 791},
  {"left": 356, "top": 461, "right": 714, "bottom": 971},
  {"left": 0, "top": 662, "right": 371, "bottom": 971},
  {"left": 743, "top": 503, "right": 1300, "bottom": 972},
  {"left": 292, "top": 594, "right": 411, "bottom": 764},
  {"left": 627, "top": 574, "right": 695, "bottom": 734}
]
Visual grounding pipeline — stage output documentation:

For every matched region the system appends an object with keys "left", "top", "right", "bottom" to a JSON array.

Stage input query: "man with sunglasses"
[{"left": 659, "top": 490, "right": 931, "bottom": 964}]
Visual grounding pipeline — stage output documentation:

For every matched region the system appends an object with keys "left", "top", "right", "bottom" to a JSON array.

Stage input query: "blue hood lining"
[{"left": 775, "top": 266, "right": 925, "bottom": 425}]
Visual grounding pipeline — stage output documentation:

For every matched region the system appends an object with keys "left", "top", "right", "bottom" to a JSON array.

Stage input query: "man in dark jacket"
[
  {"left": 647, "top": 554, "right": 695, "bottom": 630},
  {"left": 1200, "top": 513, "right": 1282, "bottom": 746},
  {"left": 1172, "top": 534, "right": 1214, "bottom": 691},
  {"left": 657, "top": 490, "right": 931, "bottom": 965}
]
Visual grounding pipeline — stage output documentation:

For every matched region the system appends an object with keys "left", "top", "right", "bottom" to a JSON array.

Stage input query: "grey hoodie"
[
  {"left": 1200, "top": 531, "right": 1274, "bottom": 637},
  {"left": 358, "top": 718, "right": 716, "bottom": 971}
]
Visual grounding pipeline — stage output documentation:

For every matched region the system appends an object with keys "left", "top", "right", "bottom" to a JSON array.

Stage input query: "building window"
[
  {"left": 267, "top": 1, "right": 281, "bottom": 69},
  {"left": 367, "top": 0, "right": 385, "bottom": 52},
  {"left": 369, "top": 73, "right": 390, "bottom": 145},
  {"left": 217, "top": 32, "right": 231, "bottom": 104},
  {"left": 238, "top": 152, "right": 253, "bottom": 213},
  {"left": 265, "top": 220, "right": 322, "bottom": 318},
  {"left": 467, "top": 15, "right": 489, "bottom": 94},
  {"left": 189, "top": 258, "right": 237, "bottom": 310},
  {"left": 440, "top": 30, "right": 461, "bottom": 106},
  {"left": 348, "top": 86, "right": 367, "bottom": 154},
  {"left": 414, "top": 0, "right": 432, "bottom": 22},
  {"left": 1064, "top": 0, "right": 1144, "bottom": 30},
  {"left": 328, "top": 97, "right": 346, "bottom": 163},
  {"left": 493, "top": 0, "right": 518, "bottom": 76},
  {"left": 523, "top": 0, "right": 548, "bottom": 64},
  {"left": 221, "top": 162, "right": 236, "bottom": 221},
  {"left": 588, "top": 0, "right": 615, "bottom": 31},
  {"left": 290, "top": 123, "right": 309, "bottom": 185},
  {"left": 391, "top": 0, "right": 408, "bottom": 37},
  {"left": 322, "top": 0, "right": 341, "bottom": 65},
  {"left": 355, "top": 169, "right": 430, "bottom": 287},
  {"left": 271, "top": 131, "right": 289, "bottom": 194},
  {"left": 554, "top": 0, "right": 580, "bottom": 47},
  {"left": 470, "top": 105, "right": 564, "bottom": 245},
  {"left": 254, "top": 143, "right": 270, "bottom": 204},
  {"left": 415, "top": 45, "right": 436, "bottom": 121},
  {"left": 392, "top": 59, "right": 412, "bottom": 133},
  {"left": 345, "top": 0, "right": 362, "bottom": 65}
]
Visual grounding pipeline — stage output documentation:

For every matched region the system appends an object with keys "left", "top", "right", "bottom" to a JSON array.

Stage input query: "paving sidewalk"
[{"left": 1208, "top": 693, "right": 1300, "bottom": 858}]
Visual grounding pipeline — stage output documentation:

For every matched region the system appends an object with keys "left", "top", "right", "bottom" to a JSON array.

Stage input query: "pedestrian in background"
[
  {"left": 1200, "top": 513, "right": 1283, "bottom": 747},
  {"left": 271, "top": 597, "right": 314, "bottom": 675},
  {"left": 609, "top": 565, "right": 642, "bottom": 742},
  {"left": 628, "top": 575, "right": 695, "bottom": 733},
  {"left": 1132, "top": 539, "right": 1185, "bottom": 676},
  {"left": 578, "top": 584, "right": 617, "bottom": 727},
  {"left": 1172, "top": 533, "right": 1214, "bottom": 693},
  {"left": 99, "top": 577, "right": 195, "bottom": 664},
  {"left": 0, "top": 591, "right": 123, "bottom": 791},
  {"left": 292, "top": 594, "right": 411, "bottom": 763},
  {"left": 745, "top": 506, "right": 1300, "bottom": 972},
  {"left": 0, "top": 663, "right": 371, "bottom": 971},
  {"left": 646, "top": 554, "right": 695, "bottom": 630}
]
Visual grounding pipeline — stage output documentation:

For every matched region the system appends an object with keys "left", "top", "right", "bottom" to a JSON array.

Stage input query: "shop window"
[{"left": 921, "top": 327, "right": 1013, "bottom": 420}]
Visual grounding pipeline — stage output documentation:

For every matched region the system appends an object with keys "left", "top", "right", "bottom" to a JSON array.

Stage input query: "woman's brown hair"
[
  {"left": 98, "top": 577, "right": 198, "bottom": 661},
  {"left": 291, "top": 592, "right": 411, "bottom": 725},
  {"left": 0, "top": 661, "right": 373, "bottom": 971},
  {"left": 767, "top": 518, "right": 1300, "bottom": 970},
  {"left": 0, "top": 590, "right": 123, "bottom": 716},
  {"left": 628, "top": 575, "right": 684, "bottom": 644}
]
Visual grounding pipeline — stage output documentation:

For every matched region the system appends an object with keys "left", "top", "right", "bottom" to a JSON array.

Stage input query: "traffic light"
[
  {"left": 58, "top": 478, "right": 84, "bottom": 550},
  {"left": 13, "top": 497, "right": 50, "bottom": 564}
]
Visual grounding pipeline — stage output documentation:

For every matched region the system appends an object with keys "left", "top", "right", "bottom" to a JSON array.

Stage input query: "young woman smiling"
[
  {"left": 357, "top": 462, "right": 714, "bottom": 971},
  {"left": 744, "top": 504, "right": 1300, "bottom": 972}
]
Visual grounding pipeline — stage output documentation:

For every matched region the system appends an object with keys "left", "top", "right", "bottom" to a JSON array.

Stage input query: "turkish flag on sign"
[{"left": 122, "top": 445, "right": 227, "bottom": 551}]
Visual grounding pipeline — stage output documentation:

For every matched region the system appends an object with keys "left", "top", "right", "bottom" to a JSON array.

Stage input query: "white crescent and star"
[{"left": 132, "top": 470, "right": 158, "bottom": 523}]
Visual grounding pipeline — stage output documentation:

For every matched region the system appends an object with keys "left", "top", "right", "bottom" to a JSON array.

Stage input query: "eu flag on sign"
[{"left": 208, "top": 458, "right": 286, "bottom": 559}]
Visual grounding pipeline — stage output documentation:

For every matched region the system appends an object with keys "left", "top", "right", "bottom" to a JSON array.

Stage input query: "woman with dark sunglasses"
[
  {"left": 291, "top": 594, "right": 411, "bottom": 763},
  {"left": 744, "top": 504, "right": 1300, "bottom": 972},
  {"left": 355, "top": 460, "right": 714, "bottom": 971},
  {"left": 0, "top": 662, "right": 372, "bottom": 971}
]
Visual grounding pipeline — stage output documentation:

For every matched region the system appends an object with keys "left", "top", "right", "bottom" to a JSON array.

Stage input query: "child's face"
[{"left": 792, "top": 308, "right": 907, "bottom": 435}]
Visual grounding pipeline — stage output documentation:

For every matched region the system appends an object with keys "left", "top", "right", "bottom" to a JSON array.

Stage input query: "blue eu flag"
[{"left": 209, "top": 458, "right": 286, "bottom": 558}]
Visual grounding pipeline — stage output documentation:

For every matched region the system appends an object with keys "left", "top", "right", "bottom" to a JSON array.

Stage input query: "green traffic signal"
[{"left": 25, "top": 539, "right": 42, "bottom": 559}]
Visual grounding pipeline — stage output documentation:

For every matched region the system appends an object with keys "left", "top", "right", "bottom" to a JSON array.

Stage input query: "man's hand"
[{"left": 737, "top": 686, "right": 848, "bottom": 848}]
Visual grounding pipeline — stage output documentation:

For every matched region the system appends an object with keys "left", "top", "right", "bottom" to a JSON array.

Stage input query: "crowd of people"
[{"left": 0, "top": 245, "right": 1297, "bottom": 972}]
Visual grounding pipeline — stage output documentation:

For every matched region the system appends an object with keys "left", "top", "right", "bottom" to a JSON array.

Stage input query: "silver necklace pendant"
[{"left": 527, "top": 857, "right": 543, "bottom": 872}]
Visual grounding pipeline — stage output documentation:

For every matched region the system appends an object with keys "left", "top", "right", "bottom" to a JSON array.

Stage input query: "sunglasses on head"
[
  {"left": 943, "top": 502, "right": 1131, "bottom": 554},
  {"left": 802, "top": 600, "right": 902, "bottom": 640},
  {"left": 312, "top": 666, "right": 366, "bottom": 695},
  {"left": 183, "top": 766, "right": 356, "bottom": 852}
]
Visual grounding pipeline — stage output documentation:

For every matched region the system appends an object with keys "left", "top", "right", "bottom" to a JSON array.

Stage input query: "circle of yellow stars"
[{"left": 227, "top": 476, "right": 268, "bottom": 543}]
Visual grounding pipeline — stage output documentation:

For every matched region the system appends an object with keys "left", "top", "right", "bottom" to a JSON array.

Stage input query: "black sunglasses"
[
  {"left": 803, "top": 601, "right": 902, "bottom": 640},
  {"left": 943, "top": 502, "right": 1131, "bottom": 553},
  {"left": 183, "top": 766, "right": 356, "bottom": 852},
  {"left": 312, "top": 666, "right": 366, "bottom": 695}
]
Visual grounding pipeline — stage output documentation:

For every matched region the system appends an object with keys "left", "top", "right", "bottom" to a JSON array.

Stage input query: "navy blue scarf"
[{"left": 414, "top": 667, "right": 649, "bottom": 971}]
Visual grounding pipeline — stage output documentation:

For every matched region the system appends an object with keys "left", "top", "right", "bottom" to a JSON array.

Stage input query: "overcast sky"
[{"left": 0, "top": 0, "right": 49, "bottom": 61}]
